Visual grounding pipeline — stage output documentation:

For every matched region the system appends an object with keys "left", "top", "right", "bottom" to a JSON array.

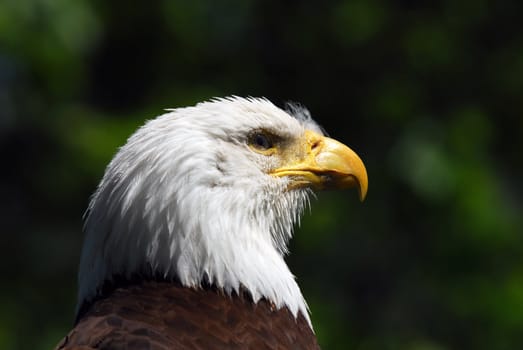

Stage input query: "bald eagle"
[{"left": 56, "top": 97, "right": 368, "bottom": 349}]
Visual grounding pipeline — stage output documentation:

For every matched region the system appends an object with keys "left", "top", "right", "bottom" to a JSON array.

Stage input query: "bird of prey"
[{"left": 56, "top": 97, "right": 368, "bottom": 349}]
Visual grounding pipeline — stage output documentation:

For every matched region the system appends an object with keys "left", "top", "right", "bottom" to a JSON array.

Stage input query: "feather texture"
[{"left": 58, "top": 281, "right": 319, "bottom": 350}]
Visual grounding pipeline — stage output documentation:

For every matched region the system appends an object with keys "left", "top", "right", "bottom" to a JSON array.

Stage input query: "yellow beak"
[{"left": 270, "top": 130, "right": 368, "bottom": 201}]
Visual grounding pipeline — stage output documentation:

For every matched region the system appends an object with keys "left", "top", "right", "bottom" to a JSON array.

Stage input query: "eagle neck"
[{"left": 173, "top": 216, "right": 312, "bottom": 328}]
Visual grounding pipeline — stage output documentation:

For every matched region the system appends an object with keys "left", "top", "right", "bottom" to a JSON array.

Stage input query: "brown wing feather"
[{"left": 56, "top": 281, "right": 320, "bottom": 350}]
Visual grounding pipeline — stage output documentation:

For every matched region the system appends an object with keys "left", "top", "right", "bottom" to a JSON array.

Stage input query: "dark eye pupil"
[{"left": 254, "top": 133, "right": 271, "bottom": 149}]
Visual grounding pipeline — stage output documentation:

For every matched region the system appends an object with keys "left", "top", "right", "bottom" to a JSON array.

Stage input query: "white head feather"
[{"left": 77, "top": 97, "right": 326, "bottom": 327}]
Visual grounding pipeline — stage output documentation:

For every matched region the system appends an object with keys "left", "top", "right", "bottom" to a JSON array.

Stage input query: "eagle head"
[{"left": 77, "top": 97, "right": 367, "bottom": 326}]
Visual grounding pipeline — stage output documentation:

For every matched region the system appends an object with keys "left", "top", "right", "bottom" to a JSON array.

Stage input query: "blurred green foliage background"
[{"left": 1, "top": 0, "right": 522, "bottom": 349}]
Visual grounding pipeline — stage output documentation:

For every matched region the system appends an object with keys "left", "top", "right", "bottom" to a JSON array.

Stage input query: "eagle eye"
[{"left": 249, "top": 132, "right": 273, "bottom": 151}]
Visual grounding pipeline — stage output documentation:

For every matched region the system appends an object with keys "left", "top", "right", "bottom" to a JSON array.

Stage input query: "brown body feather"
[{"left": 56, "top": 281, "right": 320, "bottom": 350}]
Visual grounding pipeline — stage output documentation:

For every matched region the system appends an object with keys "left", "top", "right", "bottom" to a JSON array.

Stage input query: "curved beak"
[{"left": 270, "top": 130, "right": 368, "bottom": 201}]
